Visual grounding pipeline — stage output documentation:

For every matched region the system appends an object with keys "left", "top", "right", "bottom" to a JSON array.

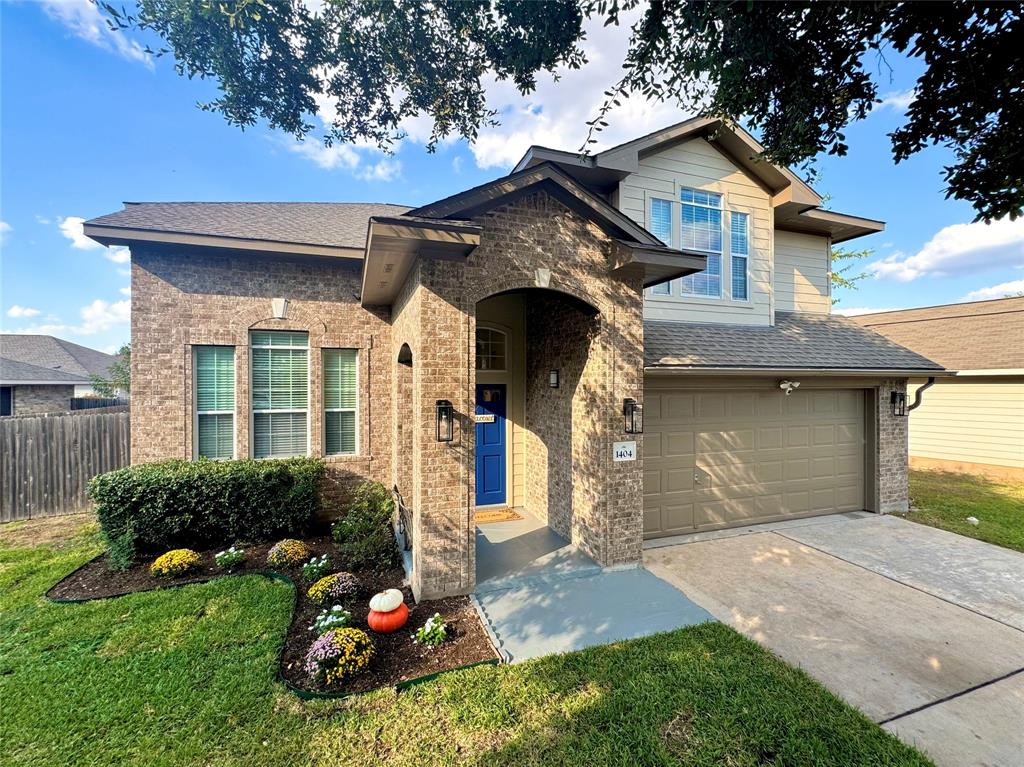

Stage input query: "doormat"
[{"left": 474, "top": 509, "right": 524, "bottom": 524}]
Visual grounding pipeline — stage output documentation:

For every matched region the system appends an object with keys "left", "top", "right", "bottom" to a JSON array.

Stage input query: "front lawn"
[
  {"left": 0, "top": 518, "right": 930, "bottom": 767},
  {"left": 909, "top": 469, "right": 1024, "bottom": 552}
]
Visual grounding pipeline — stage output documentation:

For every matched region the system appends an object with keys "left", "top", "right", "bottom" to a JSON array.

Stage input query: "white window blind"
[
  {"left": 730, "top": 211, "right": 749, "bottom": 300},
  {"left": 679, "top": 188, "right": 723, "bottom": 297},
  {"left": 649, "top": 198, "right": 673, "bottom": 295},
  {"left": 323, "top": 349, "right": 357, "bottom": 455},
  {"left": 251, "top": 331, "right": 308, "bottom": 458},
  {"left": 195, "top": 346, "right": 235, "bottom": 459}
]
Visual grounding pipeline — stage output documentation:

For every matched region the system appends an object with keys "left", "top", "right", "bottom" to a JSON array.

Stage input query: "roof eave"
[{"left": 643, "top": 366, "right": 955, "bottom": 377}]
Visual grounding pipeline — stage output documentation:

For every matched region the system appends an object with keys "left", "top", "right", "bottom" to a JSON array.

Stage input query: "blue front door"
[{"left": 475, "top": 383, "right": 507, "bottom": 506}]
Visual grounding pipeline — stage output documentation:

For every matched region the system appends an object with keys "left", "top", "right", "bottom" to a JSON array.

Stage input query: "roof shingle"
[
  {"left": 851, "top": 297, "right": 1024, "bottom": 371},
  {"left": 86, "top": 202, "right": 411, "bottom": 250},
  {"left": 644, "top": 312, "right": 946, "bottom": 372},
  {"left": 1, "top": 335, "right": 119, "bottom": 384}
]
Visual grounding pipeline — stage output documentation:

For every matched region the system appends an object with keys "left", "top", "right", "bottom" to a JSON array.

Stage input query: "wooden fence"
[{"left": 0, "top": 407, "right": 130, "bottom": 522}]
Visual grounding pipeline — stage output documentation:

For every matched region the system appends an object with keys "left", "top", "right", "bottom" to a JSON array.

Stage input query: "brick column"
[{"left": 876, "top": 379, "right": 909, "bottom": 514}]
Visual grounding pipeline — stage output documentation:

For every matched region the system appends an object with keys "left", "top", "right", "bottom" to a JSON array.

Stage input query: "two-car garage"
[{"left": 643, "top": 383, "right": 867, "bottom": 538}]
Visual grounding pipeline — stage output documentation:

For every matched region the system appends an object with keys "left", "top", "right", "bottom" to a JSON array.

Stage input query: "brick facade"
[
  {"left": 10, "top": 385, "right": 74, "bottom": 415},
  {"left": 130, "top": 247, "right": 392, "bottom": 511},
  {"left": 389, "top": 192, "right": 646, "bottom": 598},
  {"left": 875, "top": 379, "right": 910, "bottom": 514}
]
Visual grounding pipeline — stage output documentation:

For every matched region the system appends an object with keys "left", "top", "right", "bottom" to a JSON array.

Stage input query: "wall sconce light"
[
  {"left": 890, "top": 391, "right": 907, "bottom": 417},
  {"left": 623, "top": 398, "right": 643, "bottom": 434},
  {"left": 436, "top": 399, "right": 454, "bottom": 442},
  {"left": 549, "top": 369, "right": 560, "bottom": 388}
]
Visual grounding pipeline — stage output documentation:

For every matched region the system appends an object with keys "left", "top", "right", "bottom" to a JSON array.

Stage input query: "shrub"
[
  {"left": 310, "top": 606, "right": 352, "bottom": 635},
  {"left": 214, "top": 546, "right": 246, "bottom": 570},
  {"left": 331, "top": 481, "right": 398, "bottom": 572},
  {"left": 266, "top": 539, "right": 309, "bottom": 568},
  {"left": 89, "top": 457, "right": 324, "bottom": 568},
  {"left": 304, "top": 628, "right": 374, "bottom": 686},
  {"left": 150, "top": 548, "right": 202, "bottom": 578},
  {"left": 412, "top": 613, "right": 448, "bottom": 648},
  {"left": 307, "top": 572, "right": 360, "bottom": 605},
  {"left": 301, "top": 554, "right": 331, "bottom": 582}
]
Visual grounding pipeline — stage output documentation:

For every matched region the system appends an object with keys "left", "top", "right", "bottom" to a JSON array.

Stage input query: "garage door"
[{"left": 644, "top": 388, "right": 865, "bottom": 538}]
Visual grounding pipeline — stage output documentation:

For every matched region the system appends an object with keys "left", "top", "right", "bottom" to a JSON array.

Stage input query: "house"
[
  {"left": 853, "top": 298, "right": 1024, "bottom": 481},
  {"left": 0, "top": 335, "right": 122, "bottom": 416},
  {"left": 83, "top": 117, "right": 946, "bottom": 600}
]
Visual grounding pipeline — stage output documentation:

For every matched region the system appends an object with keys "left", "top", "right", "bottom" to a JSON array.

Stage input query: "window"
[
  {"left": 1, "top": 386, "right": 12, "bottom": 417},
  {"left": 678, "top": 188, "right": 723, "bottom": 297},
  {"left": 647, "top": 197, "right": 674, "bottom": 296},
  {"left": 323, "top": 349, "right": 357, "bottom": 455},
  {"left": 194, "top": 346, "right": 235, "bottom": 459},
  {"left": 251, "top": 331, "right": 308, "bottom": 458},
  {"left": 730, "top": 211, "right": 749, "bottom": 300},
  {"left": 475, "top": 327, "right": 506, "bottom": 371}
]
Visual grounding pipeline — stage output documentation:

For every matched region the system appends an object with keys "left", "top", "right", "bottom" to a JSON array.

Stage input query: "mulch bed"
[{"left": 46, "top": 536, "right": 499, "bottom": 696}]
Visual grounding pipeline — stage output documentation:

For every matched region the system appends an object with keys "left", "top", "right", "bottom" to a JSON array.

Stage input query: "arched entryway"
[{"left": 473, "top": 288, "right": 602, "bottom": 586}]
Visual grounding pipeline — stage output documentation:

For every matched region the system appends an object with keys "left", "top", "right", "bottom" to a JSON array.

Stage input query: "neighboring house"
[
  {"left": 0, "top": 335, "right": 122, "bottom": 416},
  {"left": 853, "top": 298, "right": 1024, "bottom": 481},
  {"left": 83, "top": 117, "right": 946, "bottom": 600}
]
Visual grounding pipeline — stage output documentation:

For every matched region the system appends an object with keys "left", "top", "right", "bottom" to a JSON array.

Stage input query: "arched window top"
[{"left": 475, "top": 327, "right": 506, "bottom": 371}]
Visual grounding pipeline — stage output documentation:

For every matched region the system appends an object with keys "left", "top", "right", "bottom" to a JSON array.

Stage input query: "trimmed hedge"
[{"left": 89, "top": 457, "right": 324, "bottom": 569}]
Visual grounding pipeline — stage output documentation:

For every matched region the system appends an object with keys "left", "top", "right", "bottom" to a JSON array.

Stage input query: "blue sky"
[{"left": 2, "top": 1, "right": 1022, "bottom": 354}]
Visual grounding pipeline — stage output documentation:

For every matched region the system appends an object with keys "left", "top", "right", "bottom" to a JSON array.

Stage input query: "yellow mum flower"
[{"left": 150, "top": 549, "right": 202, "bottom": 577}]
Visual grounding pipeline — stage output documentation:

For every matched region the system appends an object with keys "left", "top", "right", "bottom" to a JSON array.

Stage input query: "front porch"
[{"left": 472, "top": 509, "right": 713, "bottom": 662}]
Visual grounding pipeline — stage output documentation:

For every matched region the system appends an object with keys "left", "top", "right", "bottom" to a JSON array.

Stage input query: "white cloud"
[
  {"left": 0, "top": 220, "right": 10, "bottom": 244},
  {"left": 7, "top": 305, "right": 42, "bottom": 318},
  {"left": 287, "top": 139, "right": 361, "bottom": 171},
  {"left": 41, "top": 0, "right": 153, "bottom": 69},
  {"left": 105, "top": 246, "right": 131, "bottom": 264},
  {"left": 35, "top": 215, "right": 51, "bottom": 225},
  {"left": 962, "top": 279, "right": 1024, "bottom": 301},
  {"left": 469, "top": 10, "right": 688, "bottom": 169},
  {"left": 5, "top": 298, "right": 130, "bottom": 338},
  {"left": 876, "top": 89, "right": 916, "bottom": 113},
  {"left": 59, "top": 216, "right": 101, "bottom": 250},
  {"left": 452, "top": 156, "right": 464, "bottom": 175},
  {"left": 357, "top": 158, "right": 401, "bottom": 182},
  {"left": 833, "top": 306, "right": 904, "bottom": 317},
  {"left": 867, "top": 217, "right": 1024, "bottom": 282},
  {"left": 58, "top": 216, "right": 130, "bottom": 262},
  {"left": 119, "top": 286, "right": 132, "bottom": 296}
]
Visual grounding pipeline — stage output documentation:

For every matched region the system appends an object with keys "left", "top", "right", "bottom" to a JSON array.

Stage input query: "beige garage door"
[{"left": 644, "top": 387, "right": 865, "bottom": 538}]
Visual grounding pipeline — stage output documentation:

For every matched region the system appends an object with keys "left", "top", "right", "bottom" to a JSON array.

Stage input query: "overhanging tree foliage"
[
  {"left": 101, "top": 0, "right": 1022, "bottom": 221},
  {"left": 91, "top": 343, "right": 131, "bottom": 397}
]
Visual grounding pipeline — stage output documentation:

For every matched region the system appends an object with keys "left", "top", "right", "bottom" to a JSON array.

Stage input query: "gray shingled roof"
[
  {"left": 644, "top": 312, "right": 946, "bottom": 371},
  {"left": 86, "top": 202, "right": 412, "bottom": 250},
  {"left": 1, "top": 335, "right": 119, "bottom": 383}
]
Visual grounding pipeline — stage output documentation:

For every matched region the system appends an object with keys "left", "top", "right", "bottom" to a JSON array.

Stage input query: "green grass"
[
  {"left": 0, "top": 521, "right": 931, "bottom": 766},
  {"left": 909, "top": 469, "right": 1024, "bottom": 552}
]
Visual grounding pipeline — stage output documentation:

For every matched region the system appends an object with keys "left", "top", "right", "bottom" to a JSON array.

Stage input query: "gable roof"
[
  {"left": 1, "top": 335, "right": 119, "bottom": 384},
  {"left": 644, "top": 312, "right": 948, "bottom": 374},
  {"left": 851, "top": 297, "right": 1024, "bottom": 372},
  {"left": 84, "top": 202, "right": 411, "bottom": 259},
  {"left": 512, "top": 117, "right": 884, "bottom": 244}
]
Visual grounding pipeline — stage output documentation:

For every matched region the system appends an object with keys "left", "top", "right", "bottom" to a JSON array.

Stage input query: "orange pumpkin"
[{"left": 367, "top": 602, "right": 409, "bottom": 633}]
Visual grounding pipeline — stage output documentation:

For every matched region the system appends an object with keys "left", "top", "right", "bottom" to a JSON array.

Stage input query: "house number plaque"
[
  {"left": 474, "top": 414, "right": 496, "bottom": 424},
  {"left": 613, "top": 441, "right": 637, "bottom": 461}
]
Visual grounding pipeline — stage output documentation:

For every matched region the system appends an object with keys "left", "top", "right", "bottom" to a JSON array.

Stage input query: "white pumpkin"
[{"left": 369, "top": 588, "right": 404, "bottom": 613}]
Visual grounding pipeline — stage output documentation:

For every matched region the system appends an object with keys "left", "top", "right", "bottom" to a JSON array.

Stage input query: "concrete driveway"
[{"left": 644, "top": 513, "right": 1024, "bottom": 767}]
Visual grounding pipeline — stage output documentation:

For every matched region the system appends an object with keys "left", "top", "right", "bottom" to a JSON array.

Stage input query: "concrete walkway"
[
  {"left": 474, "top": 516, "right": 713, "bottom": 662},
  {"left": 644, "top": 513, "right": 1024, "bottom": 767}
]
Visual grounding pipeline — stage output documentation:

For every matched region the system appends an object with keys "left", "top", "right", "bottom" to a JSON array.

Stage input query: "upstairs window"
[
  {"left": 475, "top": 327, "right": 506, "bottom": 371},
  {"left": 195, "top": 346, "right": 235, "bottom": 459},
  {"left": 730, "top": 211, "right": 750, "bottom": 301},
  {"left": 251, "top": 331, "right": 308, "bottom": 458},
  {"left": 323, "top": 349, "right": 358, "bottom": 455},
  {"left": 678, "top": 188, "right": 722, "bottom": 297},
  {"left": 648, "top": 198, "right": 673, "bottom": 296}
]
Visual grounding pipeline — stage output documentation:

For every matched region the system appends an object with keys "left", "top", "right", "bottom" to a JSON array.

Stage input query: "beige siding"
[
  {"left": 620, "top": 138, "right": 774, "bottom": 326},
  {"left": 909, "top": 378, "right": 1024, "bottom": 469},
  {"left": 774, "top": 231, "right": 831, "bottom": 314}
]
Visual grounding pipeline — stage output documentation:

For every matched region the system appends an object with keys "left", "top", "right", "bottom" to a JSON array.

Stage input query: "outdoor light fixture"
[
  {"left": 891, "top": 391, "right": 907, "bottom": 417},
  {"left": 549, "top": 369, "right": 560, "bottom": 388},
  {"left": 436, "top": 399, "right": 454, "bottom": 442},
  {"left": 623, "top": 398, "right": 643, "bottom": 434}
]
